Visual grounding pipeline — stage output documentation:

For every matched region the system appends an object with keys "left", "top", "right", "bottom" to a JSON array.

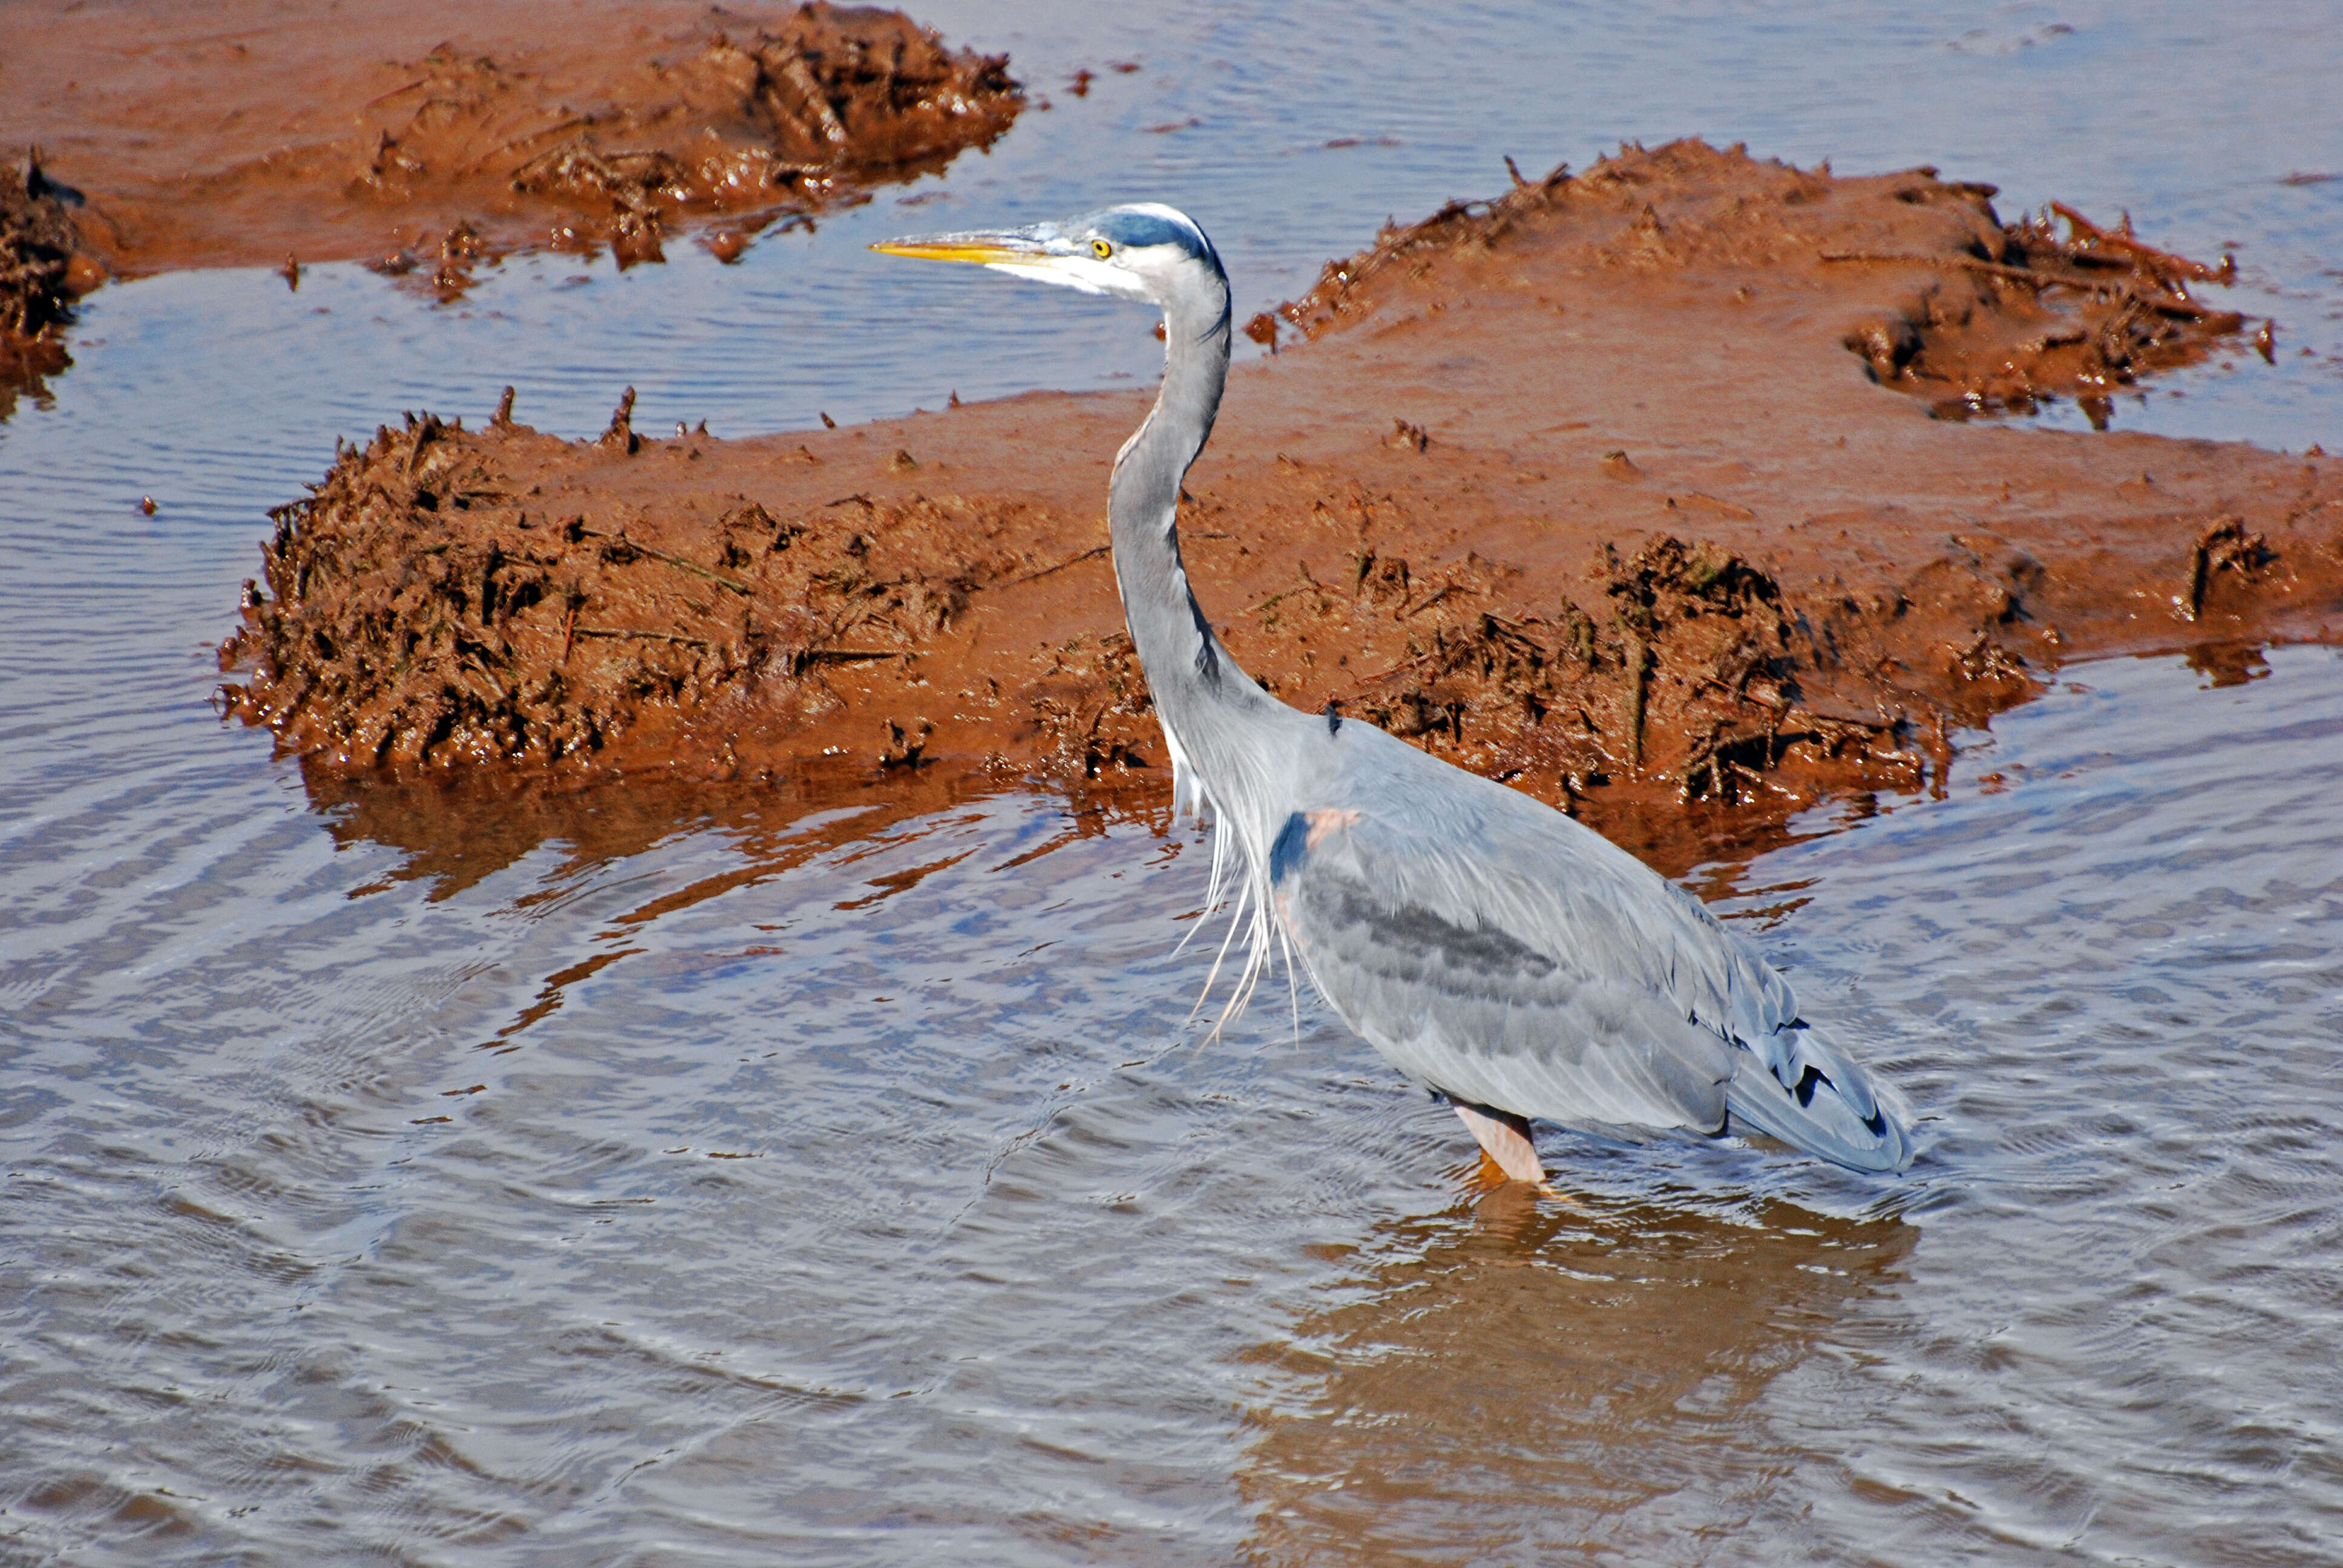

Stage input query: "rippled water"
[
  {"left": 8, "top": 646, "right": 2342, "bottom": 1563},
  {"left": 6, "top": 2, "right": 2343, "bottom": 1563}
]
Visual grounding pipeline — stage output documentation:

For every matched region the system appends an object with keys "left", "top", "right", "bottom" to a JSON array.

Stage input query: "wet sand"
[
  {"left": 215, "top": 143, "right": 2343, "bottom": 860},
  {"left": 0, "top": 0, "right": 1019, "bottom": 282}
]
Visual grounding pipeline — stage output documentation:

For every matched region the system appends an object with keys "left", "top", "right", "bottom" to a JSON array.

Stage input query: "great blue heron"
[{"left": 874, "top": 204, "right": 1915, "bottom": 1180}]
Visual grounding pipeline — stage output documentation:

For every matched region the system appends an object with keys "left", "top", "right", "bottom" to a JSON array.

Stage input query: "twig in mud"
[
  {"left": 995, "top": 544, "right": 1109, "bottom": 590},
  {"left": 1352, "top": 639, "right": 1457, "bottom": 687},
  {"left": 491, "top": 116, "right": 597, "bottom": 162},
  {"left": 793, "top": 648, "right": 906, "bottom": 671},
  {"left": 359, "top": 77, "right": 429, "bottom": 110},
  {"left": 1677, "top": 722, "right": 1725, "bottom": 804},
  {"left": 1398, "top": 581, "right": 1476, "bottom": 620},
  {"left": 1818, "top": 250, "right": 2230, "bottom": 321},
  {"left": 2049, "top": 203, "right": 2234, "bottom": 283},
  {"left": 1624, "top": 633, "right": 1652, "bottom": 769},
  {"left": 575, "top": 627, "right": 707, "bottom": 647},
  {"left": 572, "top": 525, "right": 755, "bottom": 595}
]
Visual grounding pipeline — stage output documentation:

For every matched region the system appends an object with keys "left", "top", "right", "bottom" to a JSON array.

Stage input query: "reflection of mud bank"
[
  {"left": 3, "top": 1, "right": 1018, "bottom": 281},
  {"left": 0, "top": 157, "right": 90, "bottom": 416},
  {"left": 220, "top": 143, "right": 2343, "bottom": 858}
]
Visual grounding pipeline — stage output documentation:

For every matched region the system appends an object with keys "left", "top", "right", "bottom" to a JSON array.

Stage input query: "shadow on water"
[
  {"left": 1237, "top": 1183, "right": 1914, "bottom": 1564},
  {"left": 2181, "top": 638, "right": 2273, "bottom": 689},
  {"left": 289, "top": 736, "right": 1876, "bottom": 918}
]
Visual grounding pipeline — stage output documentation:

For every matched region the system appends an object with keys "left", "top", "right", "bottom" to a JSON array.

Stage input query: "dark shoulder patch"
[{"left": 1269, "top": 812, "right": 1310, "bottom": 883}]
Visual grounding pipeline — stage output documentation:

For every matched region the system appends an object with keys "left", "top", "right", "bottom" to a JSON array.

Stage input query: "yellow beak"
[{"left": 868, "top": 233, "right": 1044, "bottom": 266}]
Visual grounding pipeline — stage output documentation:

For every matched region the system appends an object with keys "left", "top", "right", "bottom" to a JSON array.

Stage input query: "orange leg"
[{"left": 1452, "top": 1100, "right": 1544, "bottom": 1184}]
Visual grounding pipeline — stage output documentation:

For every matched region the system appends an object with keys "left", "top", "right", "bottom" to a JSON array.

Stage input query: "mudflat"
[
  {"left": 205, "top": 142, "right": 2340, "bottom": 855},
  {"left": 7, "top": 4, "right": 2332, "bottom": 855},
  {"left": 1, "top": 0, "right": 1019, "bottom": 281}
]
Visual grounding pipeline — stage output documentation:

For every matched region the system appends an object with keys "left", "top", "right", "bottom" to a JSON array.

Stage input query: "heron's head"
[{"left": 871, "top": 202, "right": 1225, "bottom": 313}]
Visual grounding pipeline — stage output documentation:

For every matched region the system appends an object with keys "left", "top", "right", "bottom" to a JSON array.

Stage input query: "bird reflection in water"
[{"left": 1237, "top": 1178, "right": 1914, "bottom": 1564}]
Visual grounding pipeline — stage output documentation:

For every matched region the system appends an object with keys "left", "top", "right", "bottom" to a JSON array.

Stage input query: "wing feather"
[{"left": 1272, "top": 800, "right": 1739, "bottom": 1137}]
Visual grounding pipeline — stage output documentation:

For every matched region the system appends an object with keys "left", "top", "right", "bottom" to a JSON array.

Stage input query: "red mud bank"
[
  {"left": 218, "top": 143, "right": 2343, "bottom": 859},
  {"left": 0, "top": 0, "right": 1017, "bottom": 283}
]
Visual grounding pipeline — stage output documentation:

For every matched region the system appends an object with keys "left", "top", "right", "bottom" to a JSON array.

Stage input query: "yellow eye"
[{"left": 1091, "top": 238, "right": 1113, "bottom": 260}]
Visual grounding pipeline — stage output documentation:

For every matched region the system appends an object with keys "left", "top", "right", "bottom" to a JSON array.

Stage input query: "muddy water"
[{"left": 6, "top": 1, "right": 2343, "bottom": 1563}]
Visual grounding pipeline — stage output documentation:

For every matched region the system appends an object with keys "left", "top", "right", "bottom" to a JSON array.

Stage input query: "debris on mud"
[
  {"left": 1825, "top": 200, "right": 2247, "bottom": 421},
  {"left": 361, "top": 4, "right": 1021, "bottom": 269},
  {"left": 217, "top": 405, "right": 1028, "bottom": 771},
  {"left": 7, "top": 2, "right": 1020, "bottom": 280},
  {"left": 215, "top": 398, "right": 1932, "bottom": 823}
]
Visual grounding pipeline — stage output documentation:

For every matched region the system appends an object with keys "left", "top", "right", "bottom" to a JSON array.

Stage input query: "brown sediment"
[
  {"left": 1282, "top": 146, "right": 2248, "bottom": 422},
  {"left": 2, "top": 0, "right": 1018, "bottom": 282},
  {"left": 218, "top": 141, "right": 2343, "bottom": 868}
]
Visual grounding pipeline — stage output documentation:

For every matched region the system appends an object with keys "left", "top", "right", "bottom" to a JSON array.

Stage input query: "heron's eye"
[{"left": 1091, "top": 239, "right": 1113, "bottom": 260}]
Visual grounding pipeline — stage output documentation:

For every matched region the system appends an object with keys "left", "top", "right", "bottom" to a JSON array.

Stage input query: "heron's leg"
[{"left": 1452, "top": 1100, "right": 1544, "bottom": 1184}]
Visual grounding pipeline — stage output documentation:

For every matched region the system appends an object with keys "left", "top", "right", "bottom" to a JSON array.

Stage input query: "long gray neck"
[{"left": 1109, "top": 276, "right": 1292, "bottom": 817}]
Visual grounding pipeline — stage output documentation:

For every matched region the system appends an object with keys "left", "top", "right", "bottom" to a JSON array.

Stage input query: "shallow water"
[
  {"left": 6, "top": 2, "right": 2343, "bottom": 1563},
  {"left": 8, "top": 643, "right": 2342, "bottom": 1564}
]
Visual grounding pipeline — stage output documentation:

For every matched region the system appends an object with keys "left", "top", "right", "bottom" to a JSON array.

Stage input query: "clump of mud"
[
  {"left": 1280, "top": 139, "right": 2245, "bottom": 418},
  {"left": 217, "top": 400, "right": 1029, "bottom": 771},
  {"left": 0, "top": 155, "right": 85, "bottom": 414},
  {"left": 353, "top": 4, "right": 1018, "bottom": 273},
  {"left": 359, "top": 3, "right": 1020, "bottom": 269},
  {"left": 1829, "top": 201, "right": 2246, "bottom": 422}
]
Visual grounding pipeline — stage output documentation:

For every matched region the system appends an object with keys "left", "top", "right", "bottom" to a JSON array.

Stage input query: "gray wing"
[{"left": 1271, "top": 725, "right": 1910, "bottom": 1168}]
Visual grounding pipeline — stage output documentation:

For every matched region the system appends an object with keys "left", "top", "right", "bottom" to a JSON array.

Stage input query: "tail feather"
[{"left": 1726, "top": 1024, "right": 1915, "bottom": 1173}]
